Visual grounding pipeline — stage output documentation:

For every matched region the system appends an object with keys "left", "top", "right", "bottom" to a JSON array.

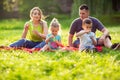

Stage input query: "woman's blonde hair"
[
  {"left": 49, "top": 18, "right": 61, "bottom": 35},
  {"left": 30, "top": 7, "right": 44, "bottom": 20}
]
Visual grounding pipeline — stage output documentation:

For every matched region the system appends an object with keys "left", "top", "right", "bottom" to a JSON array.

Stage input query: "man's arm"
[
  {"left": 68, "top": 18, "right": 79, "bottom": 47},
  {"left": 100, "top": 28, "right": 109, "bottom": 40},
  {"left": 101, "top": 28, "right": 109, "bottom": 37},
  {"left": 98, "top": 28, "right": 109, "bottom": 44},
  {"left": 68, "top": 34, "right": 74, "bottom": 47}
]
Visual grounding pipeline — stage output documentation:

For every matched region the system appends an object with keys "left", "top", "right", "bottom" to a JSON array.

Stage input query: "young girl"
[
  {"left": 40, "top": 18, "right": 61, "bottom": 52},
  {"left": 9, "top": 7, "right": 48, "bottom": 49},
  {"left": 76, "top": 18, "right": 97, "bottom": 52}
]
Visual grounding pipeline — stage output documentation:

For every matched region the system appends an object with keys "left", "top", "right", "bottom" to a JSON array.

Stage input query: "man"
[{"left": 68, "top": 4, "right": 120, "bottom": 50}]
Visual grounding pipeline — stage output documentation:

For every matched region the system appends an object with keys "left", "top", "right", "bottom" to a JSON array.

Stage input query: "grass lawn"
[{"left": 0, "top": 19, "right": 120, "bottom": 80}]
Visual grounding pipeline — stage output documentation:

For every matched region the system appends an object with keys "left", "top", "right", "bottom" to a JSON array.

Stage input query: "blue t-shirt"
[
  {"left": 69, "top": 17, "right": 104, "bottom": 35},
  {"left": 46, "top": 34, "right": 61, "bottom": 49}
]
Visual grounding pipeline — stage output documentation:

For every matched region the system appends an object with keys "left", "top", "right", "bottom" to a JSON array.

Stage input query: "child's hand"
[
  {"left": 90, "top": 36, "right": 94, "bottom": 39},
  {"left": 85, "top": 29, "right": 91, "bottom": 33},
  {"left": 54, "top": 41, "right": 64, "bottom": 47},
  {"left": 55, "top": 41, "right": 59, "bottom": 43},
  {"left": 50, "top": 35, "right": 54, "bottom": 38},
  {"left": 90, "top": 36, "right": 97, "bottom": 45}
]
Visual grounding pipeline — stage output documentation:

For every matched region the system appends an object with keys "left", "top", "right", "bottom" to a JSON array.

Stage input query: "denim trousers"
[
  {"left": 10, "top": 39, "right": 46, "bottom": 48},
  {"left": 73, "top": 38, "right": 80, "bottom": 48}
]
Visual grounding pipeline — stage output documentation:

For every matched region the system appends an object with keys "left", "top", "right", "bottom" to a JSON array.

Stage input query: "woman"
[{"left": 10, "top": 7, "right": 48, "bottom": 49}]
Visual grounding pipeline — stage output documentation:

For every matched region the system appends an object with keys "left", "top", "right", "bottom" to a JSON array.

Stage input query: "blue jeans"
[
  {"left": 85, "top": 46, "right": 94, "bottom": 50},
  {"left": 73, "top": 38, "right": 80, "bottom": 48},
  {"left": 10, "top": 39, "right": 46, "bottom": 48}
]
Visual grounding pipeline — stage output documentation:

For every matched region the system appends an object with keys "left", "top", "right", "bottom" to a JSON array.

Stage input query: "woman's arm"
[
  {"left": 39, "top": 21, "right": 48, "bottom": 39},
  {"left": 21, "top": 22, "right": 29, "bottom": 39},
  {"left": 43, "top": 21, "right": 48, "bottom": 36},
  {"left": 33, "top": 21, "right": 48, "bottom": 39}
]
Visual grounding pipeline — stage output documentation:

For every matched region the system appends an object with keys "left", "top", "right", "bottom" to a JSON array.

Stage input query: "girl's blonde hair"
[
  {"left": 49, "top": 18, "right": 61, "bottom": 35},
  {"left": 30, "top": 7, "right": 44, "bottom": 20}
]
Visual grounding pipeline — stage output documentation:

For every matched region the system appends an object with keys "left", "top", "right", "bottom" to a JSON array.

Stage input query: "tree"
[
  {"left": 71, "top": 0, "right": 113, "bottom": 18},
  {"left": 0, "top": 0, "right": 21, "bottom": 18},
  {"left": 0, "top": 0, "right": 4, "bottom": 18}
]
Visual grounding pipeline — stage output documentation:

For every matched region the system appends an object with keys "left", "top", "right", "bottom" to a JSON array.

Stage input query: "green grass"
[{"left": 0, "top": 19, "right": 120, "bottom": 80}]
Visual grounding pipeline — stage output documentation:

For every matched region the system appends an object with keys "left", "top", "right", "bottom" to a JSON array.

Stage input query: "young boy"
[{"left": 76, "top": 18, "right": 97, "bottom": 52}]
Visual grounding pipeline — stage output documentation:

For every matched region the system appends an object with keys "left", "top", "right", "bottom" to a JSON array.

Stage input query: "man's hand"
[{"left": 98, "top": 35, "right": 105, "bottom": 44}]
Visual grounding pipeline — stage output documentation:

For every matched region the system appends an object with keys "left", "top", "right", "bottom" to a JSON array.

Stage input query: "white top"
[{"left": 78, "top": 32, "right": 96, "bottom": 51}]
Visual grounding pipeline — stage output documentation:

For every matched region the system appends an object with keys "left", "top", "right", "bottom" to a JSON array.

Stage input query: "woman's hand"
[
  {"left": 33, "top": 30, "right": 38, "bottom": 34},
  {"left": 32, "top": 30, "right": 42, "bottom": 36}
]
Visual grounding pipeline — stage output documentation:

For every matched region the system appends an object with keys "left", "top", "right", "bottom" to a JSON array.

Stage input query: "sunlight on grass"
[{"left": 0, "top": 19, "right": 24, "bottom": 30}]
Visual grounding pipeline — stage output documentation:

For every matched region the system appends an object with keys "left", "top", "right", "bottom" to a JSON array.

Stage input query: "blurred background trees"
[
  {"left": 0, "top": 0, "right": 120, "bottom": 23},
  {"left": 0, "top": 0, "right": 73, "bottom": 19},
  {"left": 71, "top": 0, "right": 120, "bottom": 17}
]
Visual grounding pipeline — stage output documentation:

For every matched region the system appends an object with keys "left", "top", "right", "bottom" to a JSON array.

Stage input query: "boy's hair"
[
  {"left": 83, "top": 18, "right": 92, "bottom": 24},
  {"left": 82, "top": 18, "right": 92, "bottom": 27},
  {"left": 30, "top": 7, "right": 44, "bottom": 20},
  {"left": 79, "top": 4, "right": 89, "bottom": 10}
]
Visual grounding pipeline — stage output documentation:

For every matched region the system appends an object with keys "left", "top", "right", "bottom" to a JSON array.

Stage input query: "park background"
[
  {"left": 0, "top": 0, "right": 120, "bottom": 80},
  {"left": 1, "top": 0, "right": 120, "bottom": 24}
]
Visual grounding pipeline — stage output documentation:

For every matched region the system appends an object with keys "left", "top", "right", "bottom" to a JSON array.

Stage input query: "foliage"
[
  {"left": 19, "top": 0, "right": 61, "bottom": 19},
  {"left": 0, "top": 19, "right": 120, "bottom": 80},
  {"left": 0, "top": 19, "right": 24, "bottom": 30},
  {"left": 71, "top": 0, "right": 88, "bottom": 18},
  {"left": 2, "top": 0, "right": 120, "bottom": 19},
  {"left": 71, "top": 0, "right": 113, "bottom": 18},
  {"left": 1, "top": 0, "right": 70, "bottom": 19},
  {"left": 0, "top": 50, "right": 120, "bottom": 80}
]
